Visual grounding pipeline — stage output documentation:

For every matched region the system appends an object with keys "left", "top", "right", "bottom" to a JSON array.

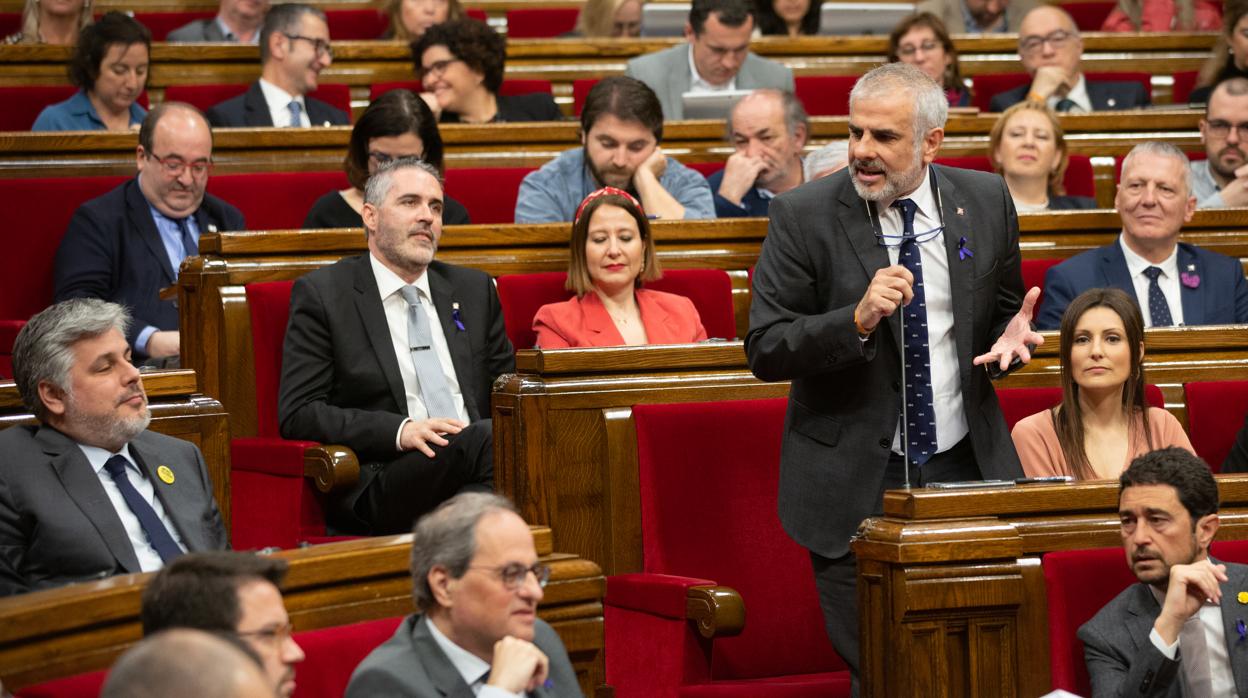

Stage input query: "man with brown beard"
[
  {"left": 1192, "top": 77, "right": 1248, "bottom": 208},
  {"left": 0, "top": 298, "right": 228, "bottom": 596},
  {"left": 514, "top": 76, "right": 714, "bottom": 223}
]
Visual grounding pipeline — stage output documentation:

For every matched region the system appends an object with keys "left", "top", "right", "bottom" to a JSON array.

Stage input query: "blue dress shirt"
[{"left": 32, "top": 89, "right": 147, "bottom": 132}]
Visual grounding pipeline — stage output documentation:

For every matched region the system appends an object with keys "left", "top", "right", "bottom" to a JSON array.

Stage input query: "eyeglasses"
[
  {"left": 467, "top": 562, "right": 551, "bottom": 589},
  {"left": 283, "top": 33, "right": 333, "bottom": 58},
  {"left": 237, "top": 621, "right": 294, "bottom": 645},
  {"left": 368, "top": 150, "right": 425, "bottom": 166},
  {"left": 146, "top": 152, "right": 213, "bottom": 178},
  {"left": 1204, "top": 119, "right": 1248, "bottom": 141},
  {"left": 897, "top": 40, "right": 940, "bottom": 57},
  {"left": 1019, "top": 29, "right": 1074, "bottom": 55},
  {"left": 421, "top": 58, "right": 461, "bottom": 79}
]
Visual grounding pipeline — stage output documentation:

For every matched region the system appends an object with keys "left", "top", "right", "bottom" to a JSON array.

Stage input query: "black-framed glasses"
[
  {"left": 146, "top": 152, "right": 213, "bottom": 178},
  {"left": 897, "top": 40, "right": 940, "bottom": 57},
  {"left": 467, "top": 562, "right": 551, "bottom": 589},
  {"left": 1204, "top": 119, "right": 1248, "bottom": 140},
  {"left": 283, "top": 33, "right": 333, "bottom": 58},
  {"left": 421, "top": 58, "right": 461, "bottom": 79},
  {"left": 237, "top": 621, "right": 294, "bottom": 645},
  {"left": 1019, "top": 29, "right": 1073, "bottom": 55}
]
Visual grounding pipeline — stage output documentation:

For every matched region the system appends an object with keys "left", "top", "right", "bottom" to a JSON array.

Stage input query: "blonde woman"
[
  {"left": 5, "top": 0, "right": 92, "bottom": 44},
  {"left": 382, "top": 0, "right": 462, "bottom": 41},
  {"left": 574, "top": 0, "right": 644, "bottom": 37}
]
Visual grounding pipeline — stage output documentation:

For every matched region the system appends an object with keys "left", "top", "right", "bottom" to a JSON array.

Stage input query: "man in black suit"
[
  {"left": 1080, "top": 447, "right": 1248, "bottom": 697},
  {"left": 278, "top": 157, "right": 513, "bottom": 536},
  {"left": 54, "top": 102, "right": 245, "bottom": 363},
  {"left": 0, "top": 299, "right": 228, "bottom": 596},
  {"left": 747, "top": 62, "right": 1042, "bottom": 694},
  {"left": 205, "top": 4, "right": 348, "bottom": 128},
  {"left": 988, "top": 6, "right": 1150, "bottom": 112},
  {"left": 346, "top": 492, "right": 579, "bottom": 697}
]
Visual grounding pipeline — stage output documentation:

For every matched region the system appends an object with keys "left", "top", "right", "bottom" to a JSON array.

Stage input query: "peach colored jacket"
[
  {"left": 1012, "top": 407, "right": 1194, "bottom": 479},
  {"left": 533, "top": 288, "right": 708, "bottom": 349}
]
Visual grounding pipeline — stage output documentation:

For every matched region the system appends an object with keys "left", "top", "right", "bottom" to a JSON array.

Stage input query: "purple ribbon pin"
[
  {"left": 1237, "top": 619, "right": 1246, "bottom": 641},
  {"left": 958, "top": 236, "right": 973, "bottom": 261},
  {"left": 452, "top": 303, "right": 465, "bottom": 331},
  {"left": 1181, "top": 272, "right": 1200, "bottom": 289}
]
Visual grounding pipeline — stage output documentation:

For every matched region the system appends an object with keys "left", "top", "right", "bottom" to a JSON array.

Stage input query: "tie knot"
[
  {"left": 1055, "top": 98, "right": 1078, "bottom": 112},
  {"left": 399, "top": 285, "right": 423, "bottom": 307},
  {"left": 892, "top": 198, "right": 918, "bottom": 235},
  {"left": 103, "top": 455, "right": 129, "bottom": 478},
  {"left": 1144, "top": 266, "right": 1164, "bottom": 281}
]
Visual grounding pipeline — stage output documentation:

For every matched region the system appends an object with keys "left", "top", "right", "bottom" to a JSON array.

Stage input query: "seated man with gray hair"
[
  {"left": 708, "top": 89, "right": 808, "bottom": 218},
  {"left": 803, "top": 140, "right": 849, "bottom": 181},
  {"left": 102, "top": 628, "right": 275, "bottom": 698},
  {"left": 0, "top": 298, "right": 227, "bottom": 596},
  {"left": 346, "top": 492, "right": 581, "bottom": 697}
]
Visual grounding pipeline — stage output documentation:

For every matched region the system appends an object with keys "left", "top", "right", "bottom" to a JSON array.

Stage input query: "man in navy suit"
[
  {"left": 54, "top": 103, "right": 245, "bottom": 363},
  {"left": 205, "top": 4, "right": 348, "bottom": 128},
  {"left": 988, "top": 6, "right": 1150, "bottom": 112},
  {"left": 709, "top": 89, "right": 808, "bottom": 218},
  {"left": 1039, "top": 142, "right": 1248, "bottom": 329}
]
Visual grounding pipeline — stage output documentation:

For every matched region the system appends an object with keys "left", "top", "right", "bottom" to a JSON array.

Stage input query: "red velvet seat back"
[
  {"left": 166, "top": 84, "right": 352, "bottom": 122},
  {"left": 646, "top": 268, "right": 737, "bottom": 340},
  {"left": 506, "top": 8, "right": 579, "bottom": 37},
  {"left": 572, "top": 78, "right": 600, "bottom": 115},
  {"left": 1021, "top": 257, "right": 1062, "bottom": 318},
  {"left": 634, "top": 399, "right": 845, "bottom": 680},
  {"left": 325, "top": 8, "right": 389, "bottom": 39},
  {"left": 932, "top": 155, "right": 1095, "bottom": 199},
  {"left": 370, "top": 79, "right": 553, "bottom": 102},
  {"left": 132, "top": 11, "right": 216, "bottom": 40},
  {"left": 1043, "top": 546, "right": 1137, "bottom": 694},
  {"left": 12, "top": 670, "right": 106, "bottom": 698},
  {"left": 442, "top": 167, "right": 534, "bottom": 224},
  {"left": 246, "top": 281, "right": 296, "bottom": 438},
  {"left": 207, "top": 171, "right": 350, "bottom": 230},
  {"left": 996, "top": 385, "right": 1164, "bottom": 432},
  {"left": 794, "top": 76, "right": 857, "bottom": 116},
  {"left": 1057, "top": 0, "right": 1116, "bottom": 29},
  {"left": 290, "top": 616, "right": 405, "bottom": 698},
  {"left": 0, "top": 85, "right": 77, "bottom": 130},
  {"left": 973, "top": 72, "right": 1152, "bottom": 112},
  {"left": 0, "top": 12, "right": 20, "bottom": 37},
  {"left": 1185, "top": 380, "right": 1248, "bottom": 471},
  {"left": 1173, "top": 70, "right": 1200, "bottom": 104}
]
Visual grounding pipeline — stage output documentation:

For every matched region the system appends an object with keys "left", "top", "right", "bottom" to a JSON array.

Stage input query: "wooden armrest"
[
  {"left": 303, "top": 444, "right": 359, "bottom": 493},
  {"left": 686, "top": 585, "right": 744, "bottom": 639}
]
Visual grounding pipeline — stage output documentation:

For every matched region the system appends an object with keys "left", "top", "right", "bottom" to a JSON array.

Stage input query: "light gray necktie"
[
  {"left": 398, "top": 285, "right": 458, "bottom": 420},
  {"left": 287, "top": 100, "right": 303, "bottom": 128}
]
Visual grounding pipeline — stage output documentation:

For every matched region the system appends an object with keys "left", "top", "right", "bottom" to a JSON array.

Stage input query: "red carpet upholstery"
[
  {"left": 131, "top": 11, "right": 216, "bottom": 40},
  {"left": 443, "top": 167, "right": 534, "bottom": 224},
  {"left": 1058, "top": 0, "right": 1116, "bottom": 29},
  {"left": 506, "top": 8, "right": 579, "bottom": 37},
  {"left": 996, "top": 384, "right": 1164, "bottom": 432},
  {"left": 324, "top": 8, "right": 389, "bottom": 40},
  {"left": 972, "top": 72, "right": 1152, "bottom": 112},
  {"left": 1185, "top": 380, "right": 1248, "bottom": 471},
  {"left": 605, "top": 399, "right": 850, "bottom": 696},
  {"left": 794, "top": 76, "right": 857, "bottom": 116},
  {"left": 496, "top": 269, "right": 737, "bottom": 349},
  {"left": 0, "top": 86, "right": 77, "bottom": 130},
  {"left": 933, "top": 155, "right": 1095, "bottom": 199},
  {"left": 207, "top": 171, "right": 350, "bottom": 231}
]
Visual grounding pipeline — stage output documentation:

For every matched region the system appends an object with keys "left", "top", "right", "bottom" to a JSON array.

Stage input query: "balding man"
[
  {"left": 709, "top": 89, "right": 808, "bottom": 218},
  {"left": 53, "top": 103, "right": 245, "bottom": 364},
  {"left": 989, "top": 6, "right": 1150, "bottom": 112},
  {"left": 102, "top": 629, "right": 275, "bottom": 698},
  {"left": 1192, "top": 77, "right": 1248, "bottom": 208},
  {"left": 1038, "top": 141, "right": 1248, "bottom": 329}
]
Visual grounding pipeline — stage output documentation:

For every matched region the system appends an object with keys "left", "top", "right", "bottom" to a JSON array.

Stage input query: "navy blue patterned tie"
[
  {"left": 102, "top": 455, "right": 183, "bottom": 563},
  {"left": 1143, "top": 266, "right": 1173, "bottom": 327},
  {"left": 177, "top": 217, "right": 197, "bottom": 259},
  {"left": 894, "top": 198, "right": 937, "bottom": 465}
]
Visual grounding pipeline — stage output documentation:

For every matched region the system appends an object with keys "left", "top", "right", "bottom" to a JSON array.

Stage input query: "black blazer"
[
  {"left": 746, "top": 164, "right": 1026, "bottom": 559},
  {"left": 1049, "top": 195, "right": 1097, "bottom": 210},
  {"left": 206, "top": 80, "right": 350, "bottom": 128},
  {"left": 1226, "top": 412, "right": 1248, "bottom": 473},
  {"left": 278, "top": 253, "right": 514, "bottom": 467},
  {"left": 439, "top": 92, "right": 562, "bottom": 124},
  {"left": 302, "top": 189, "right": 471, "bottom": 228},
  {"left": 54, "top": 178, "right": 245, "bottom": 354},
  {"left": 988, "top": 79, "right": 1151, "bottom": 112}
]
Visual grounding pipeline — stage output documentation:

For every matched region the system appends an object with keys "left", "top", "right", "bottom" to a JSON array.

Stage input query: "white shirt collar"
[
  {"left": 687, "top": 45, "right": 736, "bottom": 91},
  {"left": 426, "top": 615, "right": 493, "bottom": 689},
  {"left": 258, "top": 77, "right": 307, "bottom": 125},
  {"left": 1047, "top": 74, "right": 1091, "bottom": 113},
  {"left": 369, "top": 251, "right": 431, "bottom": 304},
  {"left": 1119, "top": 234, "right": 1179, "bottom": 279},
  {"left": 80, "top": 442, "right": 138, "bottom": 476}
]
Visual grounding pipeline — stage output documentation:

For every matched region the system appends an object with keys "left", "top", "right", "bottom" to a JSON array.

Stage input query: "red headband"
[{"left": 573, "top": 187, "right": 645, "bottom": 226}]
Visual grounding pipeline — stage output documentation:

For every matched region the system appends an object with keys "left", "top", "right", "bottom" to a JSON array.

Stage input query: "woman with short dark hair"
[
  {"left": 410, "top": 19, "right": 562, "bottom": 124},
  {"left": 753, "top": 0, "right": 820, "bottom": 36},
  {"left": 33, "top": 12, "right": 150, "bottom": 131},
  {"left": 303, "top": 89, "right": 471, "bottom": 228},
  {"left": 887, "top": 13, "right": 968, "bottom": 107}
]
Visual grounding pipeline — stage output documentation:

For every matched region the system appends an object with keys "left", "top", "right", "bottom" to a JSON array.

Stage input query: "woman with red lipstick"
[
  {"left": 988, "top": 101, "right": 1096, "bottom": 212},
  {"left": 532, "top": 188, "right": 708, "bottom": 348},
  {"left": 1012, "top": 288, "right": 1192, "bottom": 479}
]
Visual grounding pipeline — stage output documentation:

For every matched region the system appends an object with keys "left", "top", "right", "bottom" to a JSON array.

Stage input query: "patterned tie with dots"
[
  {"left": 893, "top": 198, "right": 937, "bottom": 465},
  {"left": 1143, "top": 266, "right": 1173, "bottom": 327}
]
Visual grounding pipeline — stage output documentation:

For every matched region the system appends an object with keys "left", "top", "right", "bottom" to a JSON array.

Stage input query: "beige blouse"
[{"left": 1012, "top": 407, "right": 1194, "bottom": 479}]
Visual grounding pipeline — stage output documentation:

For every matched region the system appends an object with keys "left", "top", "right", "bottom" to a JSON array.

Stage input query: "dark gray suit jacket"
[
  {"left": 205, "top": 80, "right": 349, "bottom": 128},
  {"left": 166, "top": 18, "right": 231, "bottom": 42},
  {"left": 746, "top": 164, "right": 1025, "bottom": 559},
  {"left": 345, "top": 614, "right": 582, "bottom": 697},
  {"left": 1079, "top": 560, "right": 1248, "bottom": 698},
  {"left": 0, "top": 425, "right": 228, "bottom": 596},
  {"left": 989, "top": 79, "right": 1152, "bottom": 112},
  {"left": 624, "top": 43, "right": 794, "bottom": 120}
]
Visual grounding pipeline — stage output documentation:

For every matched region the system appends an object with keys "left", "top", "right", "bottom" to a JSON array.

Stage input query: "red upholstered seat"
[
  {"left": 684, "top": 162, "right": 722, "bottom": 179},
  {"left": 167, "top": 84, "right": 352, "bottom": 122},
  {"left": 1022, "top": 257, "right": 1062, "bottom": 318},
  {"left": 466, "top": 8, "right": 488, "bottom": 21},
  {"left": 0, "top": 86, "right": 77, "bottom": 130},
  {"left": 12, "top": 670, "right": 106, "bottom": 698},
  {"left": 1058, "top": 0, "right": 1116, "bottom": 29},
  {"left": 132, "top": 11, "right": 216, "bottom": 40},
  {"left": 606, "top": 399, "right": 850, "bottom": 695},
  {"left": 496, "top": 268, "right": 737, "bottom": 349},
  {"left": 1185, "top": 381, "right": 1248, "bottom": 472},
  {"left": 442, "top": 167, "right": 534, "bottom": 224},
  {"left": 0, "top": 12, "right": 20, "bottom": 37},
  {"left": 933, "top": 155, "right": 1095, "bottom": 199},
  {"left": 572, "top": 78, "right": 600, "bottom": 115},
  {"left": 996, "top": 384, "right": 1164, "bottom": 432},
  {"left": 506, "top": 8, "right": 579, "bottom": 37},
  {"left": 207, "top": 171, "right": 350, "bottom": 231},
  {"left": 794, "top": 76, "right": 857, "bottom": 116},
  {"left": 325, "top": 8, "right": 389, "bottom": 39},
  {"left": 973, "top": 72, "right": 1152, "bottom": 112},
  {"left": 1173, "top": 71, "right": 1200, "bottom": 104},
  {"left": 290, "top": 616, "right": 405, "bottom": 698}
]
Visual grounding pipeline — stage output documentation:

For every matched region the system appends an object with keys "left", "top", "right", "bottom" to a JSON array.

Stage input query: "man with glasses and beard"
[
  {"left": 54, "top": 102, "right": 245, "bottom": 365},
  {"left": 1192, "top": 77, "right": 1248, "bottom": 208},
  {"left": 746, "top": 62, "right": 1042, "bottom": 695},
  {"left": 1080, "top": 447, "right": 1248, "bottom": 696},
  {"left": 0, "top": 299, "right": 228, "bottom": 596},
  {"left": 515, "top": 76, "right": 714, "bottom": 223}
]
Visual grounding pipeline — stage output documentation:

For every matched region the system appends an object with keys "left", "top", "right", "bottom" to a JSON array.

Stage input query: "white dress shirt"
[
  {"left": 1047, "top": 74, "right": 1092, "bottom": 113},
  {"left": 81, "top": 442, "right": 187, "bottom": 572},
  {"left": 687, "top": 45, "right": 736, "bottom": 92},
  {"left": 258, "top": 78, "right": 310, "bottom": 127},
  {"left": 1119, "top": 235, "right": 1185, "bottom": 327},
  {"left": 370, "top": 254, "right": 469, "bottom": 449},
  {"left": 1148, "top": 586, "right": 1238, "bottom": 698},
  {"left": 876, "top": 166, "right": 969, "bottom": 454},
  {"left": 427, "top": 616, "right": 522, "bottom": 698}
]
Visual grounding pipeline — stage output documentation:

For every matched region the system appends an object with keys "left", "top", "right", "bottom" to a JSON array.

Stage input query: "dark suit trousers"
[
  {"left": 809, "top": 435, "right": 979, "bottom": 697},
  {"left": 336, "top": 419, "right": 494, "bottom": 535}
]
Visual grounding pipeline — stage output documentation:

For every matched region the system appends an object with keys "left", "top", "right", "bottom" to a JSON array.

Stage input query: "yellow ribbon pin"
[
  {"left": 157, "top": 465, "right": 175, "bottom": 485},
  {"left": 1238, "top": 591, "right": 1248, "bottom": 605}
]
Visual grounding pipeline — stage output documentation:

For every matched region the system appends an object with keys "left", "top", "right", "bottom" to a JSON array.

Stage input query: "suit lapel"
[
  {"left": 670, "top": 46, "right": 691, "bottom": 119},
  {"left": 582, "top": 293, "right": 624, "bottom": 345},
  {"left": 129, "top": 435, "right": 197, "bottom": 552},
  {"left": 1124, "top": 582, "right": 1166, "bottom": 654},
  {"left": 126, "top": 180, "right": 177, "bottom": 284},
  {"left": 836, "top": 176, "right": 898, "bottom": 355},
  {"left": 1218, "top": 562, "right": 1248, "bottom": 697},
  {"left": 934, "top": 166, "right": 975, "bottom": 384},
  {"left": 244, "top": 81, "right": 274, "bottom": 127},
  {"left": 1177, "top": 244, "right": 1204, "bottom": 326},
  {"left": 1100, "top": 242, "right": 1139, "bottom": 303},
  {"left": 427, "top": 265, "right": 478, "bottom": 419},
  {"left": 37, "top": 427, "right": 142, "bottom": 573},
  {"left": 412, "top": 616, "right": 476, "bottom": 696},
  {"left": 351, "top": 255, "right": 410, "bottom": 414}
]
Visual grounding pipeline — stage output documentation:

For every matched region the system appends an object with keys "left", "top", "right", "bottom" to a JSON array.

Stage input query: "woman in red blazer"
[{"left": 533, "top": 188, "right": 708, "bottom": 348}]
